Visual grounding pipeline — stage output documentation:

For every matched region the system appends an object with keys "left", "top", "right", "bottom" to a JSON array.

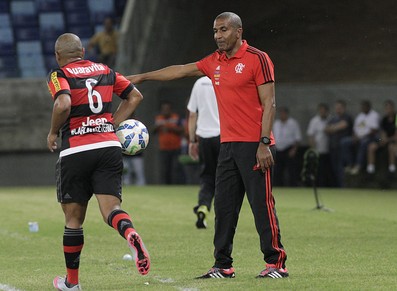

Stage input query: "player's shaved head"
[
  {"left": 55, "top": 33, "right": 84, "bottom": 65},
  {"left": 215, "top": 12, "right": 242, "bottom": 28}
]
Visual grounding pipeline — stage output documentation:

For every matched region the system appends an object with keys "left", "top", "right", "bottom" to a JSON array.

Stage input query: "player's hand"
[
  {"left": 47, "top": 133, "right": 58, "bottom": 152},
  {"left": 255, "top": 143, "right": 274, "bottom": 172},
  {"left": 189, "top": 142, "right": 199, "bottom": 161}
]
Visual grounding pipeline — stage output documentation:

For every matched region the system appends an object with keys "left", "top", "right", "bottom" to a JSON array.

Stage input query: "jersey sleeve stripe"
[
  {"left": 54, "top": 89, "right": 71, "bottom": 100},
  {"left": 119, "top": 84, "right": 134, "bottom": 99}
]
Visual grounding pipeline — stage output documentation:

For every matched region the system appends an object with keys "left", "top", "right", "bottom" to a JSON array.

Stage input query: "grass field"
[{"left": 0, "top": 185, "right": 396, "bottom": 291}]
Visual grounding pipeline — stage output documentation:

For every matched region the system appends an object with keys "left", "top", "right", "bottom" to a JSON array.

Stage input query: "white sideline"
[
  {"left": 0, "top": 284, "right": 23, "bottom": 291},
  {"left": 153, "top": 277, "right": 199, "bottom": 291}
]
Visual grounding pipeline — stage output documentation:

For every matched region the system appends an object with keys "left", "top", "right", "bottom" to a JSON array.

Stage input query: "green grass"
[{"left": 0, "top": 186, "right": 396, "bottom": 290}]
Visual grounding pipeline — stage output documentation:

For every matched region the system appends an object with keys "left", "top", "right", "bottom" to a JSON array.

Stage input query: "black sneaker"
[
  {"left": 196, "top": 267, "right": 235, "bottom": 279},
  {"left": 256, "top": 264, "right": 288, "bottom": 279},
  {"left": 194, "top": 205, "right": 208, "bottom": 229}
]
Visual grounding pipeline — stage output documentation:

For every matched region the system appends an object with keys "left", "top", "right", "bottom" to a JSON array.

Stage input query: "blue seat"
[
  {"left": 18, "top": 53, "right": 45, "bottom": 68},
  {"left": 0, "top": 1, "right": 10, "bottom": 13},
  {"left": 68, "top": 25, "right": 93, "bottom": 39},
  {"left": 42, "top": 39, "right": 56, "bottom": 54},
  {"left": 10, "top": 1, "right": 37, "bottom": 27},
  {"left": 17, "top": 41, "right": 42, "bottom": 55},
  {"left": 0, "top": 56, "right": 17, "bottom": 69},
  {"left": 0, "top": 27, "right": 14, "bottom": 44},
  {"left": 10, "top": 1, "right": 36, "bottom": 14},
  {"left": 15, "top": 26, "right": 40, "bottom": 41},
  {"left": 44, "top": 54, "right": 58, "bottom": 70},
  {"left": 0, "top": 43, "right": 16, "bottom": 56},
  {"left": 12, "top": 14, "right": 39, "bottom": 27},
  {"left": 36, "top": 0, "right": 62, "bottom": 12},
  {"left": 63, "top": 0, "right": 88, "bottom": 12},
  {"left": 91, "top": 11, "right": 114, "bottom": 25},
  {"left": 20, "top": 66, "right": 47, "bottom": 78},
  {"left": 0, "top": 14, "right": 11, "bottom": 28},
  {"left": 88, "top": 0, "right": 114, "bottom": 24},
  {"left": 88, "top": 0, "right": 114, "bottom": 12},
  {"left": 39, "top": 12, "right": 65, "bottom": 39},
  {"left": 65, "top": 11, "right": 91, "bottom": 26}
]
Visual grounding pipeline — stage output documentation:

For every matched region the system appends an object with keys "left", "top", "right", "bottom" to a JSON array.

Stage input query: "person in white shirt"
[
  {"left": 273, "top": 106, "right": 302, "bottom": 186},
  {"left": 340, "top": 100, "right": 380, "bottom": 176},
  {"left": 307, "top": 103, "right": 334, "bottom": 187},
  {"left": 187, "top": 76, "right": 220, "bottom": 229}
]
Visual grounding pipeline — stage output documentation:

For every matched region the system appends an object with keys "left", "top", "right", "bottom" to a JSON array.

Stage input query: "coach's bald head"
[
  {"left": 215, "top": 12, "right": 242, "bottom": 29},
  {"left": 55, "top": 33, "right": 84, "bottom": 66}
]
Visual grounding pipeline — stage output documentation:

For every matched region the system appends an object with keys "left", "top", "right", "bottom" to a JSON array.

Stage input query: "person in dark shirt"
[
  {"left": 366, "top": 100, "right": 397, "bottom": 174},
  {"left": 325, "top": 100, "right": 353, "bottom": 187}
]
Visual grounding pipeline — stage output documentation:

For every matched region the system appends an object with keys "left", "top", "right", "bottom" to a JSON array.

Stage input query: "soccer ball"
[{"left": 116, "top": 119, "right": 149, "bottom": 155}]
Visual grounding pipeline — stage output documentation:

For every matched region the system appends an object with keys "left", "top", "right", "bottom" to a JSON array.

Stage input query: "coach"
[{"left": 127, "top": 12, "right": 288, "bottom": 279}]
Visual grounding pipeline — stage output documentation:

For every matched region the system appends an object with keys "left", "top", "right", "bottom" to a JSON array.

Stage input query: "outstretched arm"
[{"left": 126, "top": 63, "right": 203, "bottom": 84}]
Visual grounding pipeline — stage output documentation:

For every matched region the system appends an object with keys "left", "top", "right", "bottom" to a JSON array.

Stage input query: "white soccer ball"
[
  {"left": 122, "top": 253, "right": 133, "bottom": 261},
  {"left": 116, "top": 119, "right": 149, "bottom": 155}
]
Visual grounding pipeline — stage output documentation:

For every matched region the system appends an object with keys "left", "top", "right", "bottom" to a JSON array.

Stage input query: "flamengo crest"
[{"left": 235, "top": 63, "right": 245, "bottom": 74}]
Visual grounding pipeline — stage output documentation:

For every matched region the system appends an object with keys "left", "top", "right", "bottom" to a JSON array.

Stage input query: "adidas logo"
[
  {"left": 64, "top": 193, "right": 72, "bottom": 199},
  {"left": 209, "top": 272, "right": 226, "bottom": 278},
  {"left": 266, "top": 271, "right": 285, "bottom": 278}
]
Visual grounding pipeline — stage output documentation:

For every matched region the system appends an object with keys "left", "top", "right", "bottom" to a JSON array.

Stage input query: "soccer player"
[
  {"left": 127, "top": 12, "right": 288, "bottom": 279},
  {"left": 47, "top": 33, "right": 150, "bottom": 291},
  {"left": 187, "top": 76, "right": 220, "bottom": 229}
]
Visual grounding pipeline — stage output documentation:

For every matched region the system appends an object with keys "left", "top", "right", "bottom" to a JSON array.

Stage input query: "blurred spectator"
[
  {"left": 366, "top": 100, "right": 397, "bottom": 174},
  {"left": 187, "top": 76, "right": 220, "bottom": 229},
  {"left": 324, "top": 100, "right": 353, "bottom": 187},
  {"left": 123, "top": 153, "right": 146, "bottom": 186},
  {"left": 153, "top": 101, "right": 185, "bottom": 184},
  {"left": 340, "top": 100, "right": 380, "bottom": 176},
  {"left": 88, "top": 17, "right": 118, "bottom": 68},
  {"left": 307, "top": 103, "right": 334, "bottom": 187},
  {"left": 273, "top": 106, "right": 302, "bottom": 186}
]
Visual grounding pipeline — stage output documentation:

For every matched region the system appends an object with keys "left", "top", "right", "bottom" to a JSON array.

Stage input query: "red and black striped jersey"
[
  {"left": 47, "top": 59, "right": 133, "bottom": 157},
  {"left": 196, "top": 40, "right": 275, "bottom": 144}
]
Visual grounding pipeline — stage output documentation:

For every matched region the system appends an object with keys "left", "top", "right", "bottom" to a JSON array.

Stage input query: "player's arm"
[
  {"left": 113, "top": 87, "right": 143, "bottom": 128},
  {"left": 188, "top": 111, "right": 199, "bottom": 161},
  {"left": 126, "top": 63, "right": 203, "bottom": 84},
  {"left": 256, "top": 82, "right": 276, "bottom": 171},
  {"left": 47, "top": 94, "right": 71, "bottom": 152}
]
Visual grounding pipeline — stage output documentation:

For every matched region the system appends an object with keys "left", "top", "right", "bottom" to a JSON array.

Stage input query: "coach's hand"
[
  {"left": 126, "top": 74, "right": 143, "bottom": 84},
  {"left": 256, "top": 143, "right": 274, "bottom": 172}
]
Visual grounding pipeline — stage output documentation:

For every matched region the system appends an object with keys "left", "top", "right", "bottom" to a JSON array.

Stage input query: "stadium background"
[{"left": 0, "top": 0, "right": 396, "bottom": 185}]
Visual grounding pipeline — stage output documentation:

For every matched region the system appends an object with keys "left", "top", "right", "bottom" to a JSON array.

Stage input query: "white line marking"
[
  {"left": 0, "top": 284, "right": 23, "bottom": 291},
  {"left": 154, "top": 277, "right": 175, "bottom": 283},
  {"left": 154, "top": 276, "right": 200, "bottom": 291}
]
